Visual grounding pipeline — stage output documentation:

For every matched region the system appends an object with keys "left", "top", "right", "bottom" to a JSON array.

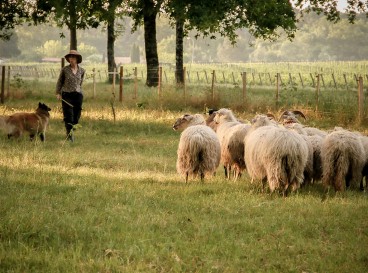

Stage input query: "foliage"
[{"left": 35, "top": 40, "right": 67, "bottom": 58}]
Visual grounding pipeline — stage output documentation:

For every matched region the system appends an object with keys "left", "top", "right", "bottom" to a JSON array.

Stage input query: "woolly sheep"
[
  {"left": 244, "top": 115, "right": 309, "bottom": 195},
  {"left": 321, "top": 129, "right": 365, "bottom": 191},
  {"left": 359, "top": 134, "right": 368, "bottom": 190},
  {"left": 173, "top": 114, "right": 221, "bottom": 183},
  {"left": 213, "top": 108, "right": 244, "bottom": 179},
  {"left": 172, "top": 114, "right": 206, "bottom": 131},
  {"left": 221, "top": 123, "right": 251, "bottom": 180},
  {"left": 284, "top": 122, "right": 324, "bottom": 185}
]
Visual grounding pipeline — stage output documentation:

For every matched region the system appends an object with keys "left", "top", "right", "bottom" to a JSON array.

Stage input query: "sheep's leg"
[
  {"left": 226, "top": 165, "right": 231, "bottom": 180},
  {"left": 360, "top": 177, "right": 365, "bottom": 191},
  {"left": 200, "top": 172, "right": 205, "bottom": 183},
  {"left": 39, "top": 132, "right": 45, "bottom": 142},
  {"left": 185, "top": 172, "right": 189, "bottom": 183},
  {"left": 261, "top": 177, "right": 268, "bottom": 193}
]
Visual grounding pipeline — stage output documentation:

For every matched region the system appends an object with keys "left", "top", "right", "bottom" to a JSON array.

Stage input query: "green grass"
[{"left": 0, "top": 77, "right": 368, "bottom": 272}]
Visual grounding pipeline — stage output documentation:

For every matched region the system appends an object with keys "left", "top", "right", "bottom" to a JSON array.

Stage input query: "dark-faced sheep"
[{"left": 173, "top": 114, "right": 221, "bottom": 183}]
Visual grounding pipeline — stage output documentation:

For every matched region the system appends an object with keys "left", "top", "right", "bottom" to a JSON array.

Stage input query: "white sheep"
[
  {"left": 321, "top": 128, "right": 365, "bottom": 191},
  {"left": 173, "top": 114, "right": 221, "bottom": 183},
  {"left": 213, "top": 108, "right": 247, "bottom": 180},
  {"left": 283, "top": 122, "right": 325, "bottom": 185},
  {"left": 221, "top": 123, "right": 251, "bottom": 180},
  {"left": 244, "top": 115, "right": 309, "bottom": 196}
]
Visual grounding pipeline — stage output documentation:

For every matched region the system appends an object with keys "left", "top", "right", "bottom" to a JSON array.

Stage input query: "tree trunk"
[
  {"left": 69, "top": 2, "right": 77, "bottom": 50},
  {"left": 70, "top": 27, "right": 77, "bottom": 50},
  {"left": 175, "top": 18, "right": 184, "bottom": 85},
  {"left": 107, "top": 16, "right": 116, "bottom": 84},
  {"left": 144, "top": 11, "right": 159, "bottom": 87}
]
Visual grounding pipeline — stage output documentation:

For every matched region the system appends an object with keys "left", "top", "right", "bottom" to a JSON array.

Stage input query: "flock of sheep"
[{"left": 172, "top": 108, "right": 368, "bottom": 196}]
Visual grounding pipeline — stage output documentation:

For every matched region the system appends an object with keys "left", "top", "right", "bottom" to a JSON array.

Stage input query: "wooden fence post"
[
  {"left": 332, "top": 73, "right": 337, "bottom": 89},
  {"left": 7, "top": 66, "right": 10, "bottom": 98},
  {"left": 134, "top": 67, "right": 138, "bottom": 99},
  {"left": 242, "top": 72, "right": 247, "bottom": 104},
  {"left": 119, "top": 66, "right": 123, "bottom": 102},
  {"left": 158, "top": 66, "right": 162, "bottom": 98},
  {"left": 92, "top": 68, "right": 96, "bottom": 99},
  {"left": 298, "top": 72, "right": 304, "bottom": 87},
  {"left": 183, "top": 67, "right": 186, "bottom": 106},
  {"left": 343, "top": 74, "right": 348, "bottom": 90},
  {"left": 211, "top": 70, "right": 216, "bottom": 103},
  {"left": 315, "top": 74, "right": 320, "bottom": 112},
  {"left": 358, "top": 76, "right": 363, "bottom": 123},
  {"left": 275, "top": 73, "right": 280, "bottom": 108},
  {"left": 1, "top": 66, "right": 5, "bottom": 104}
]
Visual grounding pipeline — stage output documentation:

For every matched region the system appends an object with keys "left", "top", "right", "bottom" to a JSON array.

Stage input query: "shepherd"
[{"left": 56, "top": 49, "right": 85, "bottom": 142}]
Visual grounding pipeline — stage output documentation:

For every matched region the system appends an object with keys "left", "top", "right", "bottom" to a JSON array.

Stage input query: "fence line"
[
  {"left": 0, "top": 65, "right": 366, "bottom": 123},
  {"left": 2, "top": 65, "right": 367, "bottom": 90}
]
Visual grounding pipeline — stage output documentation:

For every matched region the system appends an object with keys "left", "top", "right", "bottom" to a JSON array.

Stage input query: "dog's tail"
[
  {"left": 0, "top": 115, "right": 11, "bottom": 134},
  {"left": 0, "top": 116, "right": 6, "bottom": 131}
]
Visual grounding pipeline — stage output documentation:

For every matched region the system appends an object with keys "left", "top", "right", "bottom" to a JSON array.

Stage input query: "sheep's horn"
[
  {"left": 292, "top": 110, "right": 306, "bottom": 120},
  {"left": 278, "top": 110, "right": 291, "bottom": 121}
]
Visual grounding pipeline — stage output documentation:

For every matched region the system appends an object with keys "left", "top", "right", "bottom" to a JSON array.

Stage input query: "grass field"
[{"left": 0, "top": 74, "right": 367, "bottom": 272}]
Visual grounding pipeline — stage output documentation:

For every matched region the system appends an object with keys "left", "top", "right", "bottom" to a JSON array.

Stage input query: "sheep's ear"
[
  {"left": 183, "top": 114, "right": 192, "bottom": 121},
  {"left": 292, "top": 110, "right": 306, "bottom": 120},
  {"left": 266, "top": 113, "right": 276, "bottom": 120}
]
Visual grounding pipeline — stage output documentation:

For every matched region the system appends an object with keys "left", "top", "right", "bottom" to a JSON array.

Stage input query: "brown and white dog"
[{"left": 0, "top": 102, "right": 51, "bottom": 141}]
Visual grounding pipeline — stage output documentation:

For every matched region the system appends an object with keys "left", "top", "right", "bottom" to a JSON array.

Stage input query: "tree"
[
  {"left": 0, "top": 1, "right": 29, "bottom": 40},
  {"left": 93, "top": 0, "right": 126, "bottom": 83},
  {"left": 165, "top": 0, "right": 368, "bottom": 84},
  {"left": 128, "top": 0, "right": 164, "bottom": 87}
]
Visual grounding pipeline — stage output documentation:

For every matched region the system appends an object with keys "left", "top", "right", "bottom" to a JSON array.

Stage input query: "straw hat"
[{"left": 64, "top": 50, "right": 82, "bottom": 64}]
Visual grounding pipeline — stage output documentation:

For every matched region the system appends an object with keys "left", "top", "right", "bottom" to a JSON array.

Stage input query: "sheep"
[
  {"left": 359, "top": 134, "right": 368, "bottom": 191},
  {"left": 221, "top": 123, "right": 251, "bottom": 180},
  {"left": 280, "top": 110, "right": 327, "bottom": 137},
  {"left": 283, "top": 122, "right": 324, "bottom": 185},
  {"left": 213, "top": 108, "right": 248, "bottom": 179},
  {"left": 173, "top": 114, "right": 221, "bottom": 183},
  {"left": 244, "top": 114, "right": 309, "bottom": 196},
  {"left": 204, "top": 108, "right": 218, "bottom": 131},
  {"left": 321, "top": 128, "right": 365, "bottom": 191},
  {"left": 278, "top": 110, "right": 306, "bottom": 123},
  {"left": 306, "top": 134, "right": 324, "bottom": 183},
  {"left": 172, "top": 113, "right": 206, "bottom": 130}
]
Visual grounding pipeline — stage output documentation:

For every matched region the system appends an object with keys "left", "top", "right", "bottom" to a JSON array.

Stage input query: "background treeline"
[{"left": 1, "top": 12, "right": 367, "bottom": 64}]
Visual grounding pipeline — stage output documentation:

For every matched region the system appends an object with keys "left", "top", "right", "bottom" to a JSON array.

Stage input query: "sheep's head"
[
  {"left": 213, "top": 108, "right": 236, "bottom": 124},
  {"left": 172, "top": 114, "right": 205, "bottom": 131},
  {"left": 251, "top": 114, "right": 278, "bottom": 128},
  {"left": 278, "top": 110, "right": 306, "bottom": 124}
]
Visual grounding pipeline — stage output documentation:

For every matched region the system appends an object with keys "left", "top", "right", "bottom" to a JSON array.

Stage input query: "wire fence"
[
  {"left": 0, "top": 63, "right": 367, "bottom": 123},
  {"left": 1, "top": 64, "right": 367, "bottom": 89}
]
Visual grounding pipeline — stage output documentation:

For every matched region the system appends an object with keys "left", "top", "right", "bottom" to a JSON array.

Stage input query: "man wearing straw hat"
[{"left": 56, "top": 50, "right": 85, "bottom": 142}]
